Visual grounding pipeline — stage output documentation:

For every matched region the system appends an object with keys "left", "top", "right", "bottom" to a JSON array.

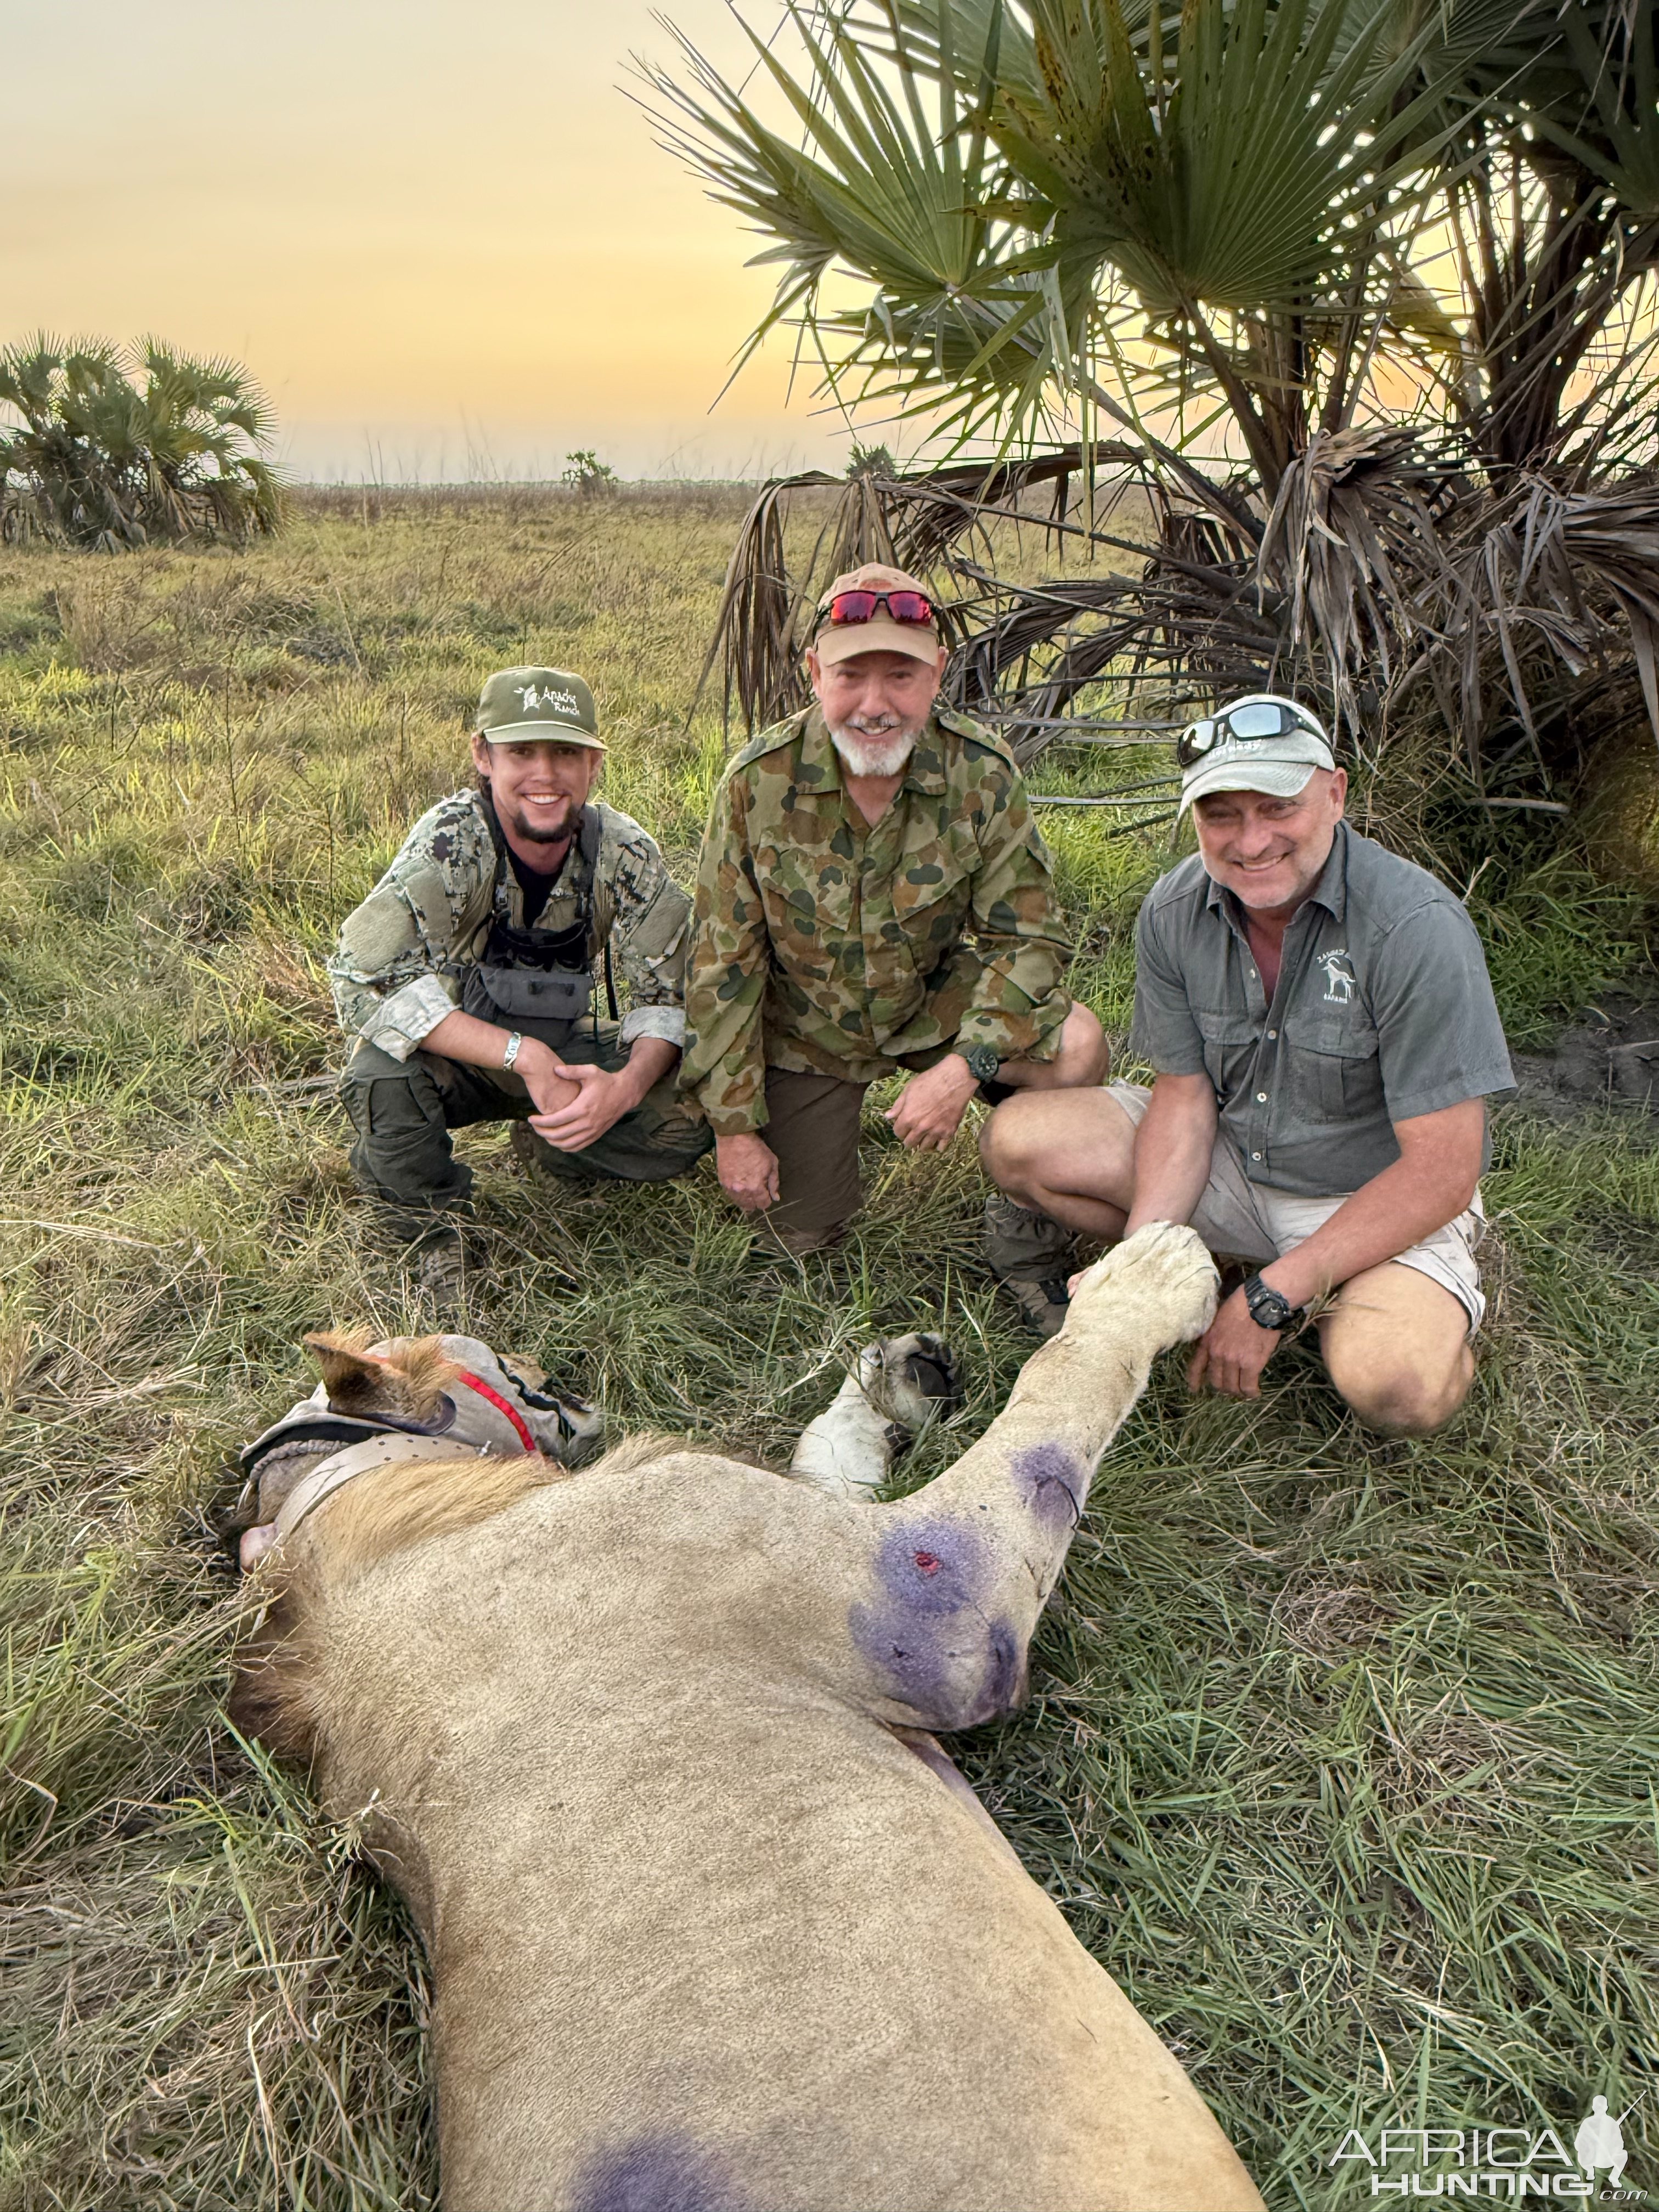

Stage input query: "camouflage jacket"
[
  {"left": 326, "top": 790, "right": 692, "bottom": 1061},
  {"left": 680, "top": 706, "right": 1074, "bottom": 1135}
]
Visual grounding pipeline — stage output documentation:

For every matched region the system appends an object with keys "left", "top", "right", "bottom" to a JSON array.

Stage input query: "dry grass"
[{"left": 2, "top": 488, "right": 1657, "bottom": 2210}]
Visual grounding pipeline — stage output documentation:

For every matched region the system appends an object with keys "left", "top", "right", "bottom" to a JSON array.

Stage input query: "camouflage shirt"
[
  {"left": 681, "top": 706, "right": 1074, "bottom": 1135},
  {"left": 327, "top": 789, "right": 692, "bottom": 1061}
]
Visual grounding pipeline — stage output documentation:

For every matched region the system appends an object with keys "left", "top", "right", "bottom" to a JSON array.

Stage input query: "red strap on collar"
[{"left": 456, "top": 1369, "right": 537, "bottom": 1454}]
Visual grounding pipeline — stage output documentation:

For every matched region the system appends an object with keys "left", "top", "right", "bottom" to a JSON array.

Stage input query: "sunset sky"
[{"left": 3, "top": 0, "right": 860, "bottom": 481}]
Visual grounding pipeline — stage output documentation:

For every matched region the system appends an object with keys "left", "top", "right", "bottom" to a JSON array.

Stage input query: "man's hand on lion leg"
[
  {"left": 1185, "top": 1286, "right": 1280, "bottom": 1399},
  {"left": 1318, "top": 1260, "right": 1475, "bottom": 1436}
]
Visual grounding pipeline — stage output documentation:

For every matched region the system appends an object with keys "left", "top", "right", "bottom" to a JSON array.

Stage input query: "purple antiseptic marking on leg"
[
  {"left": 571, "top": 2134, "right": 752, "bottom": 2212},
  {"left": 872, "top": 1516, "right": 985, "bottom": 1614},
  {"left": 1011, "top": 1441, "right": 1084, "bottom": 1530},
  {"left": 984, "top": 1618, "right": 1023, "bottom": 1714},
  {"left": 850, "top": 1520, "right": 1025, "bottom": 1729}
]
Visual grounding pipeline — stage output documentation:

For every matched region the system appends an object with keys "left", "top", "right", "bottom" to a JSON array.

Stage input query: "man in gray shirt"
[{"left": 981, "top": 695, "right": 1514, "bottom": 1435}]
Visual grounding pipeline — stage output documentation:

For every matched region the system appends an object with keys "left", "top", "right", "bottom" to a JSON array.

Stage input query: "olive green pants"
[
  {"left": 759, "top": 1047, "right": 1004, "bottom": 1252},
  {"left": 342, "top": 1025, "right": 711, "bottom": 1238}
]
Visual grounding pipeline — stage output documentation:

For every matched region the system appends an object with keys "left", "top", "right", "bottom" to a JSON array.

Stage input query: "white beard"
[{"left": 827, "top": 720, "right": 918, "bottom": 780}]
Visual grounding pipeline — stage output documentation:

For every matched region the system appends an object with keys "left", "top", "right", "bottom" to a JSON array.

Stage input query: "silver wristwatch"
[{"left": 501, "top": 1031, "right": 524, "bottom": 1071}]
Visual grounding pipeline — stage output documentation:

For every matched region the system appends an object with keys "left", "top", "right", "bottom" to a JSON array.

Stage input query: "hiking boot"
[
  {"left": 983, "top": 1190, "right": 1077, "bottom": 1339},
  {"left": 509, "top": 1121, "right": 611, "bottom": 1200},
  {"left": 411, "top": 1224, "right": 466, "bottom": 1301}
]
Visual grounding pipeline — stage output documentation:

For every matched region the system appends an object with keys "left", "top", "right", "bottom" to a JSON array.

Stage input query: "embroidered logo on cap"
[{"left": 518, "top": 683, "right": 581, "bottom": 717}]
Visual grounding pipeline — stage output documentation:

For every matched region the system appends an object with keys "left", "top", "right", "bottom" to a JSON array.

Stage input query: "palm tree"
[
  {"left": 0, "top": 337, "right": 284, "bottom": 550},
  {"left": 647, "top": 0, "right": 1659, "bottom": 810}
]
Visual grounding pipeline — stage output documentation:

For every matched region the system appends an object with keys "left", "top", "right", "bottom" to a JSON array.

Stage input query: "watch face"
[{"left": 966, "top": 1045, "right": 1000, "bottom": 1082}]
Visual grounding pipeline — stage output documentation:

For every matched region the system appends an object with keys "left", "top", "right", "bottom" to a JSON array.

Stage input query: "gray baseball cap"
[
  {"left": 1177, "top": 693, "right": 1335, "bottom": 811},
  {"left": 476, "top": 666, "right": 603, "bottom": 751}
]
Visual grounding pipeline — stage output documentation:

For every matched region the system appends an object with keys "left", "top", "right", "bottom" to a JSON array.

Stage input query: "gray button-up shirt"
[{"left": 1128, "top": 821, "right": 1515, "bottom": 1197}]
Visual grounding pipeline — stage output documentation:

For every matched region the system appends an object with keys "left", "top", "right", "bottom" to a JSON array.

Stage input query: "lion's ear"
[
  {"left": 303, "top": 1329, "right": 388, "bottom": 1412},
  {"left": 302, "top": 1329, "right": 456, "bottom": 1420}
]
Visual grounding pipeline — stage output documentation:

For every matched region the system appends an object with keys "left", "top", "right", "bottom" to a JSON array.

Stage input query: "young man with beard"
[
  {"left": 981, "top": 696, "right": 1515, "bottom": 1433},
  {"left": 328, "top": 667, "right": 710, "bottom": 1290},
  {"left": 680, "top": 563, "right": 1107, "bottom": 1261}
]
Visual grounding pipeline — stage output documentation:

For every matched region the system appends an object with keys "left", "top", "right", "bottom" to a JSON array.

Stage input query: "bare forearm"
[
  {"left": 618, "top": 1034, "right": 679, "bottom": 1104},
  {"left": 1261, "top": 1101, "right": 1484, "bottom": 1308},
  {"left": 1261, "top": 1160, "right": 1473, "bottom": 1308},
  {"left": 421, "top": 1007, "right": 520, "bottom": 1071},
  {"left": 1124, "top": 1078, "right": 1218, "bottom": 1234}
]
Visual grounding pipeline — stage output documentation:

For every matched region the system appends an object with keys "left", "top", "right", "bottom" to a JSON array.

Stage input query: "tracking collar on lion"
[{"left": 239, "top": 1332, "right": 603, "bottom": 1548}]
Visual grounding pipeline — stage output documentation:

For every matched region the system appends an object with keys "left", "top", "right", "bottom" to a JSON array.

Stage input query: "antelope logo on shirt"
[{"left": 1319, "top": 949, "right": 1357, "bottom": 1003}]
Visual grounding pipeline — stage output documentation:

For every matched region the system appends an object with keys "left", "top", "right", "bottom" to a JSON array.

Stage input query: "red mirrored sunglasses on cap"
[{"left": 816, "top": 588, "right": 937, "bottom": 632}]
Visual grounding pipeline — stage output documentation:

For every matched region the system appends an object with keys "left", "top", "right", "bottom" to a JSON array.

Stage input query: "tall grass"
[{"left": 2, "top": 490, "right": 1656, "bottom": 2210}]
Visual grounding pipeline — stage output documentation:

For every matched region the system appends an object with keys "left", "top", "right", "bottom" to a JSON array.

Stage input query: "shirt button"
[
  {"left": 1267, "top": 1029, "right": 1278, "bottom": 1039},
  {"left": 1251, "top": 1151, "right": 1262, "bottom": 1161},
  {"left": 1256, "top": 1091, "right": 1267, "bottom": 1102}
]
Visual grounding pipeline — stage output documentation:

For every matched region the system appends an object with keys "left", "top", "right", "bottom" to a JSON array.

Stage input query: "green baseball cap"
[{"left": 475, "top": 665, "right": 603, "bottom": 751}]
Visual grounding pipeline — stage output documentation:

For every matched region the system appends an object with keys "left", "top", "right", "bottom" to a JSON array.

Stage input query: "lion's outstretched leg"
[
  {"left": 789, "top": 1333, "right": 960, "bottom": 1502},
  {"left": 848, "top": 1225, "right": 1218, "bottom": 1731}
]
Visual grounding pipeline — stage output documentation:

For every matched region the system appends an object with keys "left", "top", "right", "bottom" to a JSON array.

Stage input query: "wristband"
[{"left": 502, "top": 1032, "right": 523, "bottom": 1072}]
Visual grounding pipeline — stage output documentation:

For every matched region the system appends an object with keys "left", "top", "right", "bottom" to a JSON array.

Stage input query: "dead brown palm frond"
[
  {"left": 692, "top": 472, "right": 836, "bottom": 735},
  {"left": 694, "top": 450, "right": 1152, "bottom": 736},
  {"left": 1451, "top": 477, "right": 1659, "bottom": 760},
  {"left": 1256, "top": 426, "right": 1465, "bottom": 733}
]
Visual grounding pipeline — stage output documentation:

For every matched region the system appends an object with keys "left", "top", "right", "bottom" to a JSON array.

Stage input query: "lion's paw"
[
  {"left": 1068, "top": 1223, "right": 1218, "bottom": 1346},
  {"left": 856, "top": 1331, "right": 962, "bottom": 1440}
]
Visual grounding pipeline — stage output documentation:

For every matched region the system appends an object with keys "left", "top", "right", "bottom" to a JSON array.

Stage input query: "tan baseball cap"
[
  {"left": 475, "top": 666, "right": 604, "bottom": 751},
  {"left": 1177, "top": 694, "right": 1335, "bottom": 811},
  {"left": 810, "top": 563, "right": 943, "bottom": 669}
]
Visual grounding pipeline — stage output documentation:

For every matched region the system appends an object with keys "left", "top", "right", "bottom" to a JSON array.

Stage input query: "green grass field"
[{"left": 2, "top": 487, "right": 1657, "bottom": 2210}]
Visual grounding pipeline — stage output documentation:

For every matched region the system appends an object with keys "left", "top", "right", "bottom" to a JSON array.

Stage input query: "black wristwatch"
[
  {"left": 1242, "top": 1273, "right": 1296, "bottom": 1333},
  {"left": 956, "top": 1042, "right": 1002, "bottom": 1085}
]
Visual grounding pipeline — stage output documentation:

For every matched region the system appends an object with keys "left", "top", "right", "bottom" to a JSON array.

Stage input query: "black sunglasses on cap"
[
  {"left": 1176, "top": 698, "right": 1328, "bottom": 770},
  {"left": 815, "top": 588, "right": 938, "bottom": 634}
]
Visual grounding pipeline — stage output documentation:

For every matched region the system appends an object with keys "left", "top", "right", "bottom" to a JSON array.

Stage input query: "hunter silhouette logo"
[
  {"left": 1578, "top": 2102, "right": 1631, "bottom": 2193},
  {"left": 1319, "top": 949, "right": 1358, "bottom": 1003}
]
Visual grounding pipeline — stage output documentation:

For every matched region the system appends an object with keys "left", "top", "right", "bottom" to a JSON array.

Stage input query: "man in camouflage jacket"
[
  {"left": 680, "top": 563, "right": 1108, "bottom": 1269},
  {"left": 329, "top": 665, "right": 709, "bottom": 1286}
]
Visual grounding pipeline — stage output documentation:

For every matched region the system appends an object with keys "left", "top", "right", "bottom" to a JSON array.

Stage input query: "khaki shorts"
[{"left": 1107, "top": 1081, "right": 1487, "bottom": 1335}]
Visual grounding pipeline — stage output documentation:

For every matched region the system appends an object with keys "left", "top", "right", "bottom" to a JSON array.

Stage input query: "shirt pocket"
[
  {"left": 755, "top": 843, "right": 850, "bottom": 968},
  {"left": 1291, "top": 1015, "right": 1382, "bottom": 1125},
  {"left": 1193, "top": 1007, "right": 1260, "bottom": 1101},
  {"left": 889, "top": 850, "right": 973, "bottom": 979}
]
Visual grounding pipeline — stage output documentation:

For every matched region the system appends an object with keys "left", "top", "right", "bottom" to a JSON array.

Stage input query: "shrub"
[{"left": 0, "top": 335, "right": 284, "bottom": 551}]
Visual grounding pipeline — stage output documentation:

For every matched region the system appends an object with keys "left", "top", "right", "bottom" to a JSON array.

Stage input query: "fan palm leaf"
[{"left": 0, "top": 335, "right": 284, "bottom": 549}]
